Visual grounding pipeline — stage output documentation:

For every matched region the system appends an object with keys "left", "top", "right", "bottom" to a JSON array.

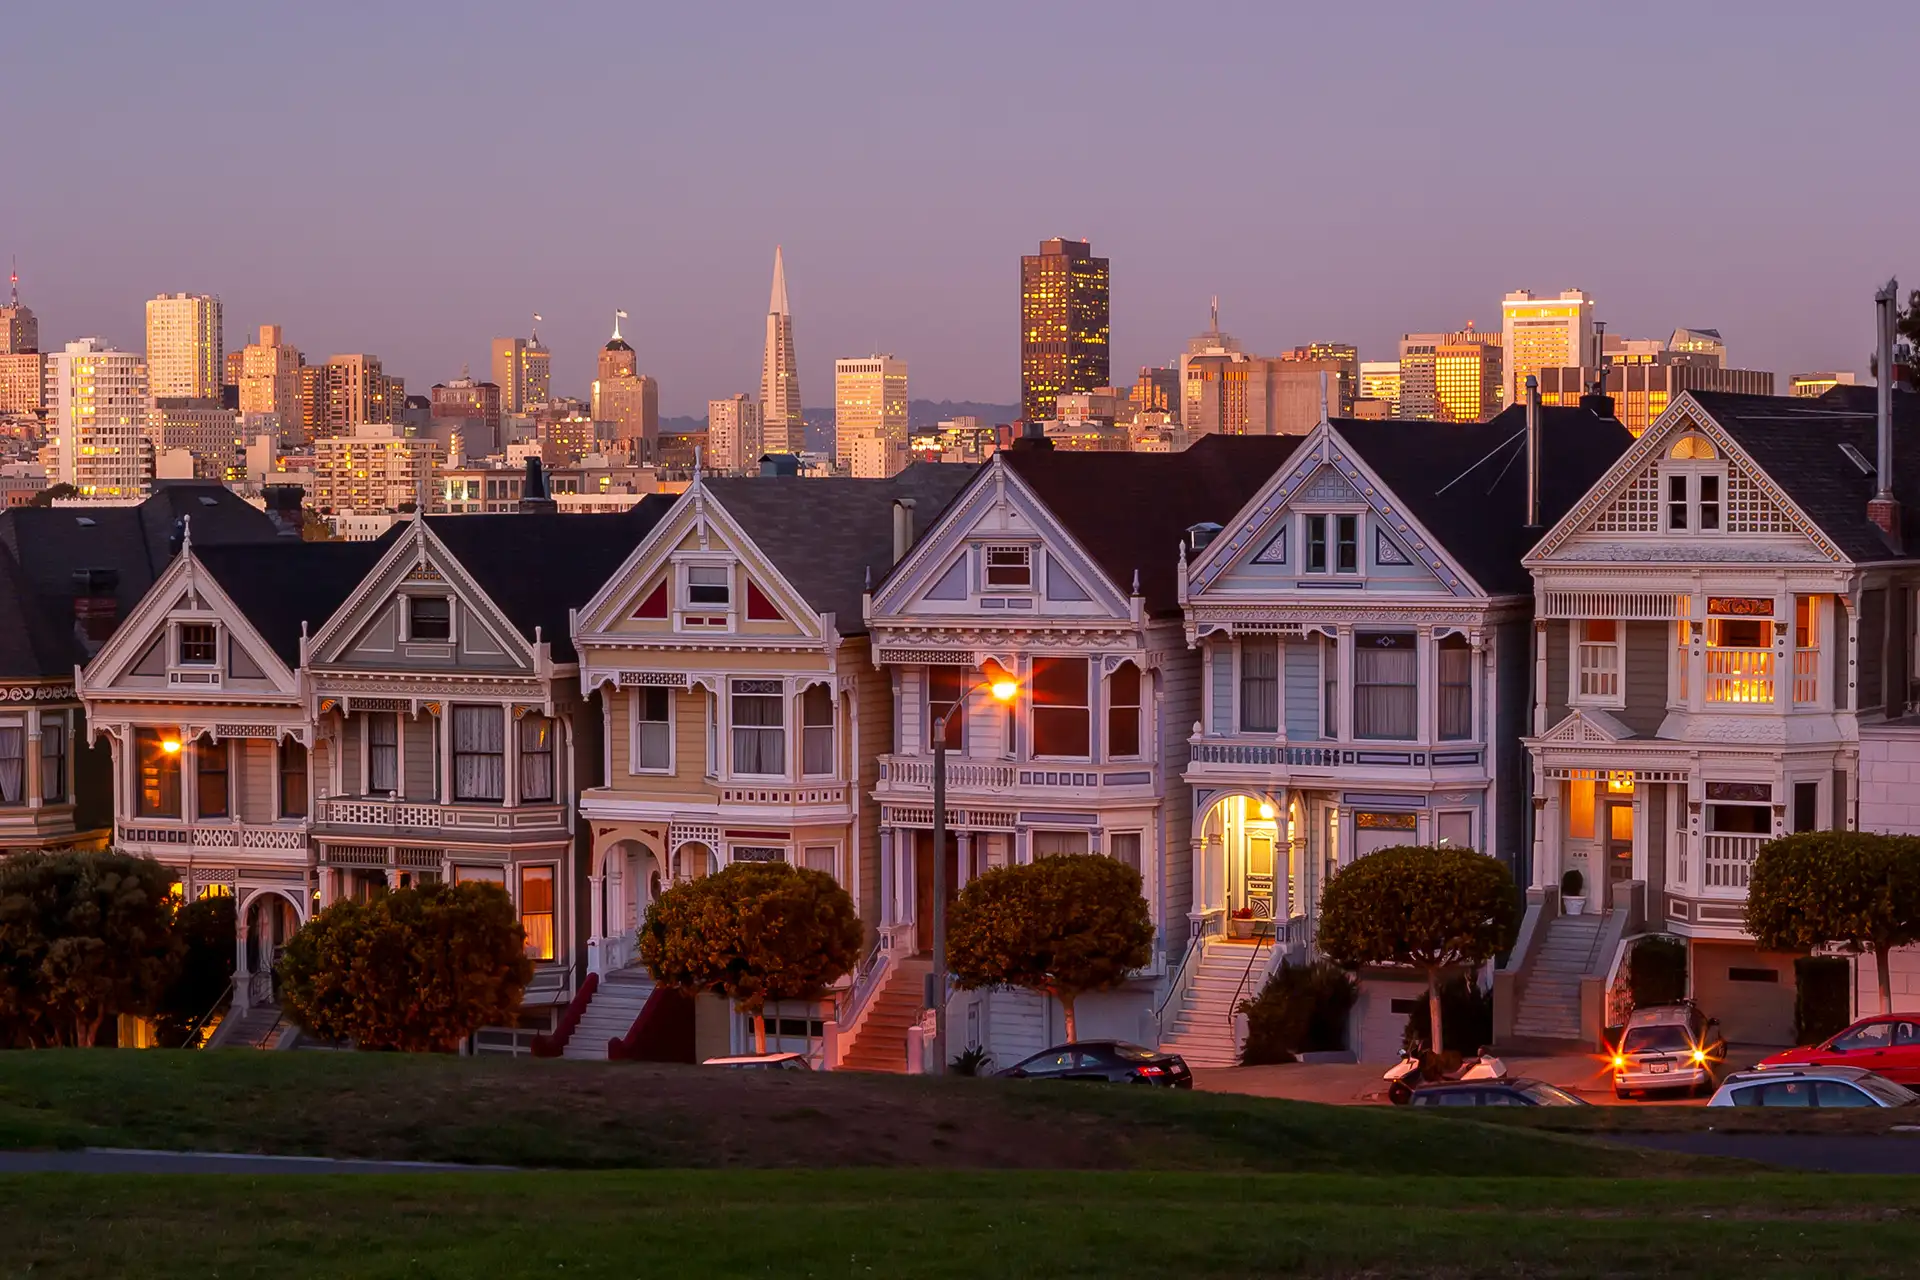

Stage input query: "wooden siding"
[
  {"left": 1209, "top": 643, "right": 1233, "bottom": 734},
  {"left": 1493, "top": 619, "right": 1529, "bottom": 870},
  {"left": 1618, "top": 622, "right": 1669, "bottom": 737},
  {"left": 233, "top": 739, "right": 275, "bottom": 823},
  {"left": 403, "top": 713, "right": 436, "bottom": 801},
  {"left": 1645, "top": 783, "right": 1667, "bottom": 900},
  {"left": 849, "top": 638, "right": 891, "bottom": 932},
  {"left": 1153, "top": 618, "right": 1198, "bottom": 960},
  {"left": 1283, "top": 639, "right": 1319, "bottom": 740},
  {"left": 1544, "top": 621, "right": 1569, "bottom": 729},
  {"left": 1860, "top": 589, "right": 1885, "bottom": 713}
]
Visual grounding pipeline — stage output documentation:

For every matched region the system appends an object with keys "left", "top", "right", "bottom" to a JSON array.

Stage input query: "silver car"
[
  {"left": 1611, "top": 1002, "right": 1725, "bottom": 1098},
  {"left": 1708, "top": 1064, "right": 1919, "bottom": 1109}
]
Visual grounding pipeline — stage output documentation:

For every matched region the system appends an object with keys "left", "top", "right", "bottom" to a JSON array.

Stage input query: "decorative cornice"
[{"left": 0, "top": 683, "right": 77, "bottom": 703}]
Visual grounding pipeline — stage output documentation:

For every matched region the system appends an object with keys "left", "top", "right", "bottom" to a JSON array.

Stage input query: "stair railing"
[
  {"left": 531, "top": 972, "right": 599, "bottom": 1058},
  {"left": 179, "top": 977, "right": 234, "bottom": 1050},
  {"left": 1227, "top": 925, "right": 1275, "bottom": 1024},
  {"left": 1152, "top": 933, "right": 1208, "bottom": 1041},
  {"left": 825, "top": 938, "right": 892, "bottom": 1069}
]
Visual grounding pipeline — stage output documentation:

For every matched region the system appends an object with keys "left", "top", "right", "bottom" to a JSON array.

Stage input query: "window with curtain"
[
  {"left": 408, "top": 595, "right": 451, "bottom": 641},
  {"left": 925, "top": 665, "right": 967, "bottom": 750},
  {"left": 519, "top": 715, "right": 555, "bottom": 802},
  {"left": 453, "top": 705, "right": 506, "bottom": 801},
  {"left": 1030, "top": 657, "right": 1090, "bottom": 758},
  {"left": 634, "top": 688, "right": 671, "bottom": 771},
  {"left": 279, "top": 740, "right": 308, "bottom": 818},
  {"left": 136, "top": 728, "right": 182, "bottom": 818},
  {"left": 0, "top": 722, "right": 23, "bottom": 805},
  {"left": 730, "top": 680, "right": 785, "bottom": 775},
  {"left": 1238, "top": 640, "right": 1279, "bottom": 733},
  {"left": 196, "top": 739, "right": 229, "bottom": 818},
  {"left": 1353, "top": 632, "right": 1417, "bottom": 740},
  {"left": 1108, "top": 831, "right": 1142, "bottom": 873},
  {"left": 39, "top": 715, "right": 65, "bottom": 803},
  {"left": 1322, "top": 634, "right": 1339, "bottom": 738},
  {"left": 1031, "top": 829, "right": 1090, "bottom": 858},
  {"left": 367, "top": 712, "right": 398, "bottom": 795},
  {"left": 1438, "top": 634, "right": 1473, "bottom": 740},
  {"left": 1107, "top": 662, "right": 1142, "bottom": 758},
  {"left": 519, "top": 865, "right": 555, "bottom": 961},
  {"left": 804, "top": 845, "right": 837, "bottom": 878},
  {"left": 801, "top": 685, "right": 834, "bottom": 776}
]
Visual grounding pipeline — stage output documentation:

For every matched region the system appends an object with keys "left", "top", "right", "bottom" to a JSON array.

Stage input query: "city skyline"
[{"left": 0, "top": 3, "right": 1915, "bottom": 415}]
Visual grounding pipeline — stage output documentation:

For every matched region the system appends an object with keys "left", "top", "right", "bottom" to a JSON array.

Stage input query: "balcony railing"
[
  {"left": 1577, "top": 642, "right": 1619, "bottom": 700},
  {"left": 1705, "top": 648, "right": 1774, "bottom": 705},
  {"left": 1793, "top": 648, "right": 1820, "bottom": 705},
  {"left": 116, "top": 821, "right": 308, "bottom": 853},
  {"left": 314, "top": 798, "right": 567, "bottom": 832},
  {"left": 1702, "top": 832, "right": 1766, "bottom": 891},
  {"left": 882, "top": 758, "right": 1018, "bottom": 791}
]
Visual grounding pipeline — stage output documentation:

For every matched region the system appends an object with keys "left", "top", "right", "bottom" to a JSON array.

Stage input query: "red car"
[{"left": 1758, "top": 1015, "right": 1920, "bottom": 1085}]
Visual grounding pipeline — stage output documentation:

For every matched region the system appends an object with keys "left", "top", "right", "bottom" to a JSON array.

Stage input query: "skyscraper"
[
  {"left": 834, "top": 354, "right": 909, "bottom": 475},
  {"left": 145, "top": 293, "right": 225, "bottom": 401},
  {"left": 49, "top": 339, "right": 150, "bottom": 500},
  {"left": 1358, "top": 361, "right": 1402, "bottom": 416},
  {"left": 238, "top": 324, "right": 304, "bottom": 428},
  {"left": 0, "top": 265, "right": 44, "bottom": 419},
  {"left": 1433, "top": 331, "right": 1504, "bottom": 422},
  {"left": 430, "top": 372, "right": 504, "bottom": 456},
  {"left": 321, "top": 354, "right": 403, "bottom": 434},
  {"left": 1020, "top": 237, "right": 1109, "bottom": 423},
  {"left": 1, "top": 262, "right": 39, "bottom": 355},
  {"left": 592, "top": 314, "right": 659, "bottom": 459},
  {"left": 708, "top": 394, "right": 763, "bottom": 474},
  {"left": 1501, "top": 289, "right": 1594, "bottom": 408},
  {"left": 760, "top": 247, "right": 803, "bottom": 455},
  {"left": 491, "top": 326, "right": 551, "bottom": 414}
]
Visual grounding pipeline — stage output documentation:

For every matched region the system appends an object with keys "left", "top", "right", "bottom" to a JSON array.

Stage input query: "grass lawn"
[
  {"left": 7, "top": 1168, "right": 1920, "bottom": 1278},
  {"left": 0, "top": 1049, "right": 1686, "bottom": 1176}
]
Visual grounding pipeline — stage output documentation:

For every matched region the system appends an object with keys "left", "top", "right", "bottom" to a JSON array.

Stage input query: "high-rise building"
[
  {"left": 1537, "top": 359, "right": 1774, "bottom": 437},
  {"left": 298, "top": 364, "right": 329, "bottom": 440},
  {"left": 491, "top": 328, "right": 551, "bottom": 414},
  {"left": 1, "top": 264, "right": 39, "bottom": 355},
  {"left": 1131, "top": 365, "right": 1180, "bottom": 418},
  {"left": 760, "top": 247, "right": 804, "bottom": 454},
  {"left": 592, "top": 316, "right": 658, "bottom": 459},
  {"left": 834, "top": 354, "right": 908, "bottom": 474},
  {"left": 1791, "top": 371, "right": 1859, "bottom": 398},
  {"left": 1667, "top": 328, "right": 1727, "bottom": 367},
  {"left": 144, "top": 293, "right": 225, "bottom": 401},
  {"left": 321, "top": 354, "right": 403, "bottom": 434},
  {"left": 48, "top": 339, "right": 150, "bottom": 500},
  {"left": 1358, "top": 361, "right": 1402, "bottom": 416},
  {"left": 708, "top": 394, "right": 763, "bottom": 474},
  {"left": 238, "top": 324, "right": 304, "bottom": 429},
  {"left": 0, "top": 354, "right": 43, "bottom": 417},
  {"left": 430, "top": 373, "right": 504, "bottom": 457},
  {"left": 313, "top": 427, "right": 445, "bottom": 514},
  {"left": 223, "top": 349, "right": 245, "bottom": 392},
  {"left": 1433, "top": 333, "right": 1504, "bottom": 422},
  {"left": 1020, "top": 237, "right": 1109, "bottom": 423},
  {"left": 1501, "top": 289, "right": 1594, "bottom": 408},
  {"left": 1179, "top": 309, "right": 1342, "bottom": 438},
  {"left": 153, "top": 398, "right": 246, "bottom": 481}
]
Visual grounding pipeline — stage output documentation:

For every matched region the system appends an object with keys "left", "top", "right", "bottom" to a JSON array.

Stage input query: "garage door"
[{"left": 1691, "top": 943, "right": 1795, "bottom": 1046}]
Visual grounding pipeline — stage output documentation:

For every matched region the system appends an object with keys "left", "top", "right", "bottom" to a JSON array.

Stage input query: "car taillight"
[{"left": 1135, "top": 1065, "right": 1165, "bottom": 1077}]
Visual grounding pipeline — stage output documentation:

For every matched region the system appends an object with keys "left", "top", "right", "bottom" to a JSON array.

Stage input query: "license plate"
[{"left": 1649, "top": 1061, "right": 1670, "bottom": 1074}]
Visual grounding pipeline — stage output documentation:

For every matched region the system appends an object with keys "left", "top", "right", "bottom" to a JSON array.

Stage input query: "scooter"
[{"left": 1383, "top": 1043, "right": 1508, "bottom": 1104}]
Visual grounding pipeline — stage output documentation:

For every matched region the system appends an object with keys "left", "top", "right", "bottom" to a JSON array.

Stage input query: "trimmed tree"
[
  {"left": 1316, "top": 845, "right": 1518, "bottom": 1054},
  {"left": 279, "top": 881, "right": 533, "bottom": 1051},
  {"left": 947, "top": 854, "right": 1154, "bottom": 1041},
  {"left": 1746, "top": 831, "right": 1920, "bottom": 1017},
  {"left": 153, "top": 893, "right": 238, "bottom": 1047},
  {"left": 0, "top": 849, "right": 183, "bottom": 1047},
  {"left": 640, "top": 862, "right": 862, "bottom": 1053}
]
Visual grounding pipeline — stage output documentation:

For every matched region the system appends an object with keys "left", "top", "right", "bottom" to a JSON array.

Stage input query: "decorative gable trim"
[
  {"left": 76, "top": 550, "right": 299, "bottom": 700},
  {"left": 1538, "top": 708, "right": 1634, "bottom": 744}
]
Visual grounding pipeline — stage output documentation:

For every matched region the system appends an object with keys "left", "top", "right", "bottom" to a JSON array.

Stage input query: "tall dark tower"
[{"left": 1020, "top": 237, "right": 1109, "bottom": 423}]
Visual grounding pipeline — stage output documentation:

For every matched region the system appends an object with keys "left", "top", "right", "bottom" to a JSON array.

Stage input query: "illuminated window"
[
  {"left": 520, "top": 865, "right": 555, "bottom": 961},
  {"left": 137, "top": 728, "right": 182, "bottom": 818},
  {"left": 1031, "top": 657, "right": 1090, "bottom": 758}
]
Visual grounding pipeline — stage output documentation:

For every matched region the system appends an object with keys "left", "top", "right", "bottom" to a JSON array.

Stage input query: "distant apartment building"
[
  {"left": 1358, "top": 360, "right": 1401, "bottom": 416},
  {"left": 834, "top": 354, "right": 908, "bottom": 474},
  {"left": 1398, "top": 327, "right": 1501, "bottom": 421},
  {"left": 0, "top": 354, "right": 44, "bottom": 417},
  {"left": 430, "top": 374, "right": 504, "bottom": 457},
  {"left": 153, "top": 398, "right": 246, "bottom": 481},
  {"left": 48, "top": 339, "right": 150, "bottom": 501},
  {"left": 238, "top": 324, "right": 305, "bottom": 431},
  {"left": 1501, "top": 289, "right": 1594, "bottom": 407},
  {"left": 312, "top": 426, "right": 443, "bottom": 514},
  {"left": 1792, "top": 371, "right": 1859, "bottom": 398},
  {"left": 1020, "top": 237, "right": 1110, "bottom": 422},
  {"left": 491, "top": 332, "right": 551, "bottom": 414},
  {"left": 707, "top": 394, "right": 762, "bottom": 474},
  {"left": 1537, "top": 360, "right": 1776, "bottom": 436},
  {"left": 321, "top": 354, "right": 404, "bottom": 435},
  {"left": 1181, "top": 315, "right": 1349, "bottom": 437},
  {"left": 1131, "top": 365, "right": 1180, "bottom": 418},
  {"left": 145, "top": 293, "right": 225, "bottom": 401}
]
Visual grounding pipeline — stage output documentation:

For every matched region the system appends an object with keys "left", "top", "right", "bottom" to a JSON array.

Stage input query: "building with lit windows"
[
  {"left": 238, "top": 325, "right": 304, "bottom": 431},
  {"left": 312, "top": 426, "right": 443, "bottom": 514},
  {"left": 0, "top": 354, "right": 44, "bottom": 418},
  {"left": 708, "top": 394, "right": 762, "bottom": 474},
  {"left": 1434, "top": 332, "right": 1504, "bottom": 422},
  {"left": 1536, "top": 338, "right": 1775, "bottom": 436},
  {"left": 834, "top": 354, "right": 908, "bottom": 474},
  {"left": 153, "top": 398, "right": 247, "bottom": 481},
  {"left": 1358, "top": 361, "right": 1401, "bottom": 417},
  {"left": 1791, "top": 371, "right": 1858, "bottom": 398},
  {"left": 1131, "top": 366, "right": 1180, "bottom": 419},
  {"left": 491, "top": 331, "right": 551, "bottom": 414},
  {"left": 49, "top": 339, "right": 151, "bottom": 501},
  {"left": 1501, "top": 289, "right": 1595, "bottom": 408},
  {"left": 592, "top": 320, "right": 658, "bottom": 460},
  {"left": 1, "top": 266, "right": 38, "bottom": 356},
  {"left": 321, "top": 355, "right": 404, "bottom": 436},
  {"left": 430, "top": 374, "right": 503, "bottom": 457},
  {"left": 760, "top": 247, "right": 804, "bottom": 454},
  {"left": 1020, "top": 237, "right": 1109, "bottom": 423},
  {"left": 145, "top": 294, "right": 225, "bottom": 402}
]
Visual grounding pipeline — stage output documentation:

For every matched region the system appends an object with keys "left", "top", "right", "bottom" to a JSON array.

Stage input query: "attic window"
[
  {"left": 687, "top": 565, "right": 731, "bottom": 607},
  {"left": 984, "top": 546, "right": 1032, "bottom": 589},
  {"left": 178, "top": 624, "right": 217, "bottom": 665},
  {"left": 409, "top": 596, "right": 451, "bottom": 641},
  {"left": 1668, "top": 436, "right": 1717, "bottom": 461}
]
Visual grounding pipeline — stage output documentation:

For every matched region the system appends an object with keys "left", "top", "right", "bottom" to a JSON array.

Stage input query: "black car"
[
  {"left": 998, "top": 1041, "right": 1193, "bottom": 1087},
  {"left": 1407, "top": 1078, "right": 1589, "bottom": 1107}
]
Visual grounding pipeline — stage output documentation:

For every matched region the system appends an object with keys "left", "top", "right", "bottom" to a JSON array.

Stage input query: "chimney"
[
  {"left": 1010, "top": 419, "right": 1055, "bottom": 452},
  {"left": 1186, "top": 522, "right": 1223, "bottom": 553},
  {"left": 519, "top": 455, "right": 557, "bottom": 514},
  {"left": 1525, "top": 375, "right": 1543, "bottom": 529},
  {"left": 263, "top": 484, "right": 305, "bottom": 538},
  {"left": 72, "top": 568, "right": 120, "bottom": 652},
  {"left": 891, "top": 498, "right": 915, "bottom": 566},
  {"left": 1871, "top": 278, "right": 1901, "bottom": 541}
]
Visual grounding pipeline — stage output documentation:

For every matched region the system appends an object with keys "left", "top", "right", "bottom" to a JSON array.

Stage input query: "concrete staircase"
[
  {"left": 1160, "top": 940, "right": 1269, "bottom": 1068},
  {"left": 1512, "top": 914, "right": 1608, "bottom": 1043},
  {"left": 209, "top": 1003, "right": 290, "bottom": 1050},
  {"left": 563, "top": 968, "right": 657, "bottom": 1061},
  {"left": 838, "top": 956, "right": 932, "bottom": 1073}
]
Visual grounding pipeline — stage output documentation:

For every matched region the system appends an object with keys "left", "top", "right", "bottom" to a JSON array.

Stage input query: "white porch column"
[
  {"left": 24, "top": 710, "right": 42, "bottom": 810},
  {"left": 587, "top": 872, "right": 606, "bottom": 976},
  {"left": 1415, "top": 626, "right": 1435, "bottom": 745},
  {"left": 232, "top": 917, "right": 253, "bottom": 1016},
  {"left": 503, "top": 703, "right": 519, "bottom": 807},
  {"left": 956, "top": 832, "right": 974, "bottom": 888},
  {"left": 1188, "top": 836, "right": 1206, "bottom": 934},
  {"left": 878, "top": 829, "right": 895, "bottom": 925}
]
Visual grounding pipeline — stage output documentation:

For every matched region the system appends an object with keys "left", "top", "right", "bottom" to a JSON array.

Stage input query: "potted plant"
[
  {"left": 1229, "top": 906, "right": 1256, "bottom": 939},
  {"left": 1561, "top": 867, "right": 1588, "bottom": 917}
]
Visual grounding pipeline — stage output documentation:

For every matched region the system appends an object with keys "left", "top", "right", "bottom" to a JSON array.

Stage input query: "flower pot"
[
  {"left": 1228, "top": 917, "right": 1255, "bottom": 940},
  {"left": 1564, "top": 895, "right": 1588, "bottom": 917}
]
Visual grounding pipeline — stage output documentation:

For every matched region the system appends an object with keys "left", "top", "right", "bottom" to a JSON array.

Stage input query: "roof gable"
[{"left": 79, "top": 550, "right": 299, "bottom": 701}]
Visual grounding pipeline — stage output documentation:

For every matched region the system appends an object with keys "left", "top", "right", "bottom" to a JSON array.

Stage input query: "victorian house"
[
  {"left": 1174, "top": 401, "right": 1630, "bottom": 1062},
  {"left": 1514, "top": 385, "right": 1919, "bottom": 1045},
  {"left": 865, "top": 435, "right": 1297, "bottom": 1069},
  {"left": 568, "top": 465, "right": 975, "bottom": 1065}
]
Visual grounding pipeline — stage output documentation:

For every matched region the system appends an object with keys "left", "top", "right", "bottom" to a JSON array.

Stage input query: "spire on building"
[
  {"left": 760, "top": 247, "right": 803, "bottom": 454},
  {"left": 8, "top": 257, "right": 15, "bottom": 307},
  {"left": 531, "top": 312, "right": 543, "bottom": 347},
  {"left": 770, "top": 246, "right": 790, "bottom": 316}
]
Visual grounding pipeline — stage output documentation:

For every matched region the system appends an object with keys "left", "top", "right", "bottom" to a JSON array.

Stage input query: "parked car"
[
  {"left": 1407, "top": 1078, "right": 1590, "bottom": 1107},
  {"left": 703, "top": 1053, "right": 812, "bottom": 1071},
  {"left": 998, "top": 1041, "right": 1193, "bottom": 1087},
  {"left": 1708, "top": 1065, "right": 1919, "bottom": 1109},
  {"left": 1611, "top": 1002, "right": 1726, "bottom": 1099},
  {"left": 1756, "top": 1015, "right": 1920, "bottom": 1086}
]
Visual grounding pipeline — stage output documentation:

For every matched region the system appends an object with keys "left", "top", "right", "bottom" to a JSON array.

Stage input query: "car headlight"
[{"left": 1690, "top": 1049, "right": 1707, "bottom": 1065}]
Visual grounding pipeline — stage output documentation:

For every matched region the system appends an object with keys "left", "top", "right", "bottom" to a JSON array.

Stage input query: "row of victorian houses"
[{"left": 5, "top": 378, "right": 1918, "bottom": 1064}]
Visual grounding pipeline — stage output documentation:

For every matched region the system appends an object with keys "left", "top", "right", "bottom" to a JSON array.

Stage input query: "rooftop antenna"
[
  {"left": 7, "top": 257, "right": 15, "bottom": 307},
  {"left": 1210, "top": 295, "right": 1219, "bottom": 332}
]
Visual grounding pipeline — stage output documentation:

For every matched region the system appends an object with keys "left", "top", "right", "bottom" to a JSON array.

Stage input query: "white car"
[
  {"left": 702, "top": 1052, "right": 812, "bottom": 1071},
  {"left": 1707, "top": 1064, "right": 1918, "bottom": 1109}
]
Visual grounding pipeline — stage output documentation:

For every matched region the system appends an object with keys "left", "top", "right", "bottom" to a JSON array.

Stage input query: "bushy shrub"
[
  {"left": 1793, "top": 955, "right": 1853, "bottom": 1046},
  {"left": 1402, "top": 976, "right": 1494, "bottom": 1056},
  {"left": 1748, "top": 831, "right": 1920, "bottom": 1015},
  {"left": 152, "top": 894, "right": 237, "bottom": 1048},
  {"left": 1239, "top": 960, "right": 1356, "bottom": 1065},
  {"left": 1626, "top": 935, "right": 1688, "bottom": 1010}
]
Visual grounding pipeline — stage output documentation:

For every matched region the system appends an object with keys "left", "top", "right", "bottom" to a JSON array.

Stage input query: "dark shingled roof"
[
  {"left": 704, "top": 464, "right": 980, "bottom": 633},
  {"left": 195, "top": 540, "right": 395, "bottom": 666},
  {"left": 1331, "top": 404, "right": 1635, "bottom": 595},
  {"left": 425, "top": 496, "right": 677, "bottom": 662},
  {"left": 1001, "top": 435, "right": 1312, "bottom": 615},
  {"left": 1691, "top": 385, "right": 1920, "bottom": 563},
  {"left": 0, "top": 547, "right": 74, "bottom": 680}
]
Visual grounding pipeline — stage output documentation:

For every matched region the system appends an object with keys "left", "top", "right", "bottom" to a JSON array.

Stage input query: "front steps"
[
  {"left": 1511, "top": 913, "right": 1608, "bottom": 1043},
  {"left": 838, "top": 956, "right": 932, "bottom": 1073},
  {"left": 563, "top": 968, "right": 657, "bottom": 1060},
  {"left": 209, "top": 1003, "right": 291, "bottom": 1050},
  {"left": 1159, "top": 939, "right": 1270, "bottom": 1067}
]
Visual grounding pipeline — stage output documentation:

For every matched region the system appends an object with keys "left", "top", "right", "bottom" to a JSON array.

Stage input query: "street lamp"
[{"left": 930, "top": 657, "right": 1017, "bottom": 1076}]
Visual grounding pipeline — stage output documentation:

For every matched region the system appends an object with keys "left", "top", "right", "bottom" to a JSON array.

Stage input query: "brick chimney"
[
  {"left": 71, "top": 568, "right": 120, "bottom": 653},
  {"left": 1871, "top": 279, "right": 1901, "bottom": 542}
]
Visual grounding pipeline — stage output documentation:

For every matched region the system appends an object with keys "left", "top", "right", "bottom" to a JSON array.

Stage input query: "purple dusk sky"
[{"left": 3, "top": 1, "right": 1915, "bottom": 416}]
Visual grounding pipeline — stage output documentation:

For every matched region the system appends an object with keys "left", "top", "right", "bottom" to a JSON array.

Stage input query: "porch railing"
[
  {"left": 1704, "top": 648, "right": 1774, "bottom": 705},
  {"left": 1577, "top": 642, "right": 1620, "bottom": 700},
  {"left": 1793, "top": 648, "right": 1820, "bottom": 705},
  {"left": 1187, "top": 743, "right": 1346, "bottom": 768},
  {"left": 1703, "top": 833, "right": 1766, "bottom": 891},
  {"left": 881, "top": 758, "right": 1018, "bottom": 791}
]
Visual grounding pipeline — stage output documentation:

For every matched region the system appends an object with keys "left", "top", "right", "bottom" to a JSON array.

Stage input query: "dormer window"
[
  {"left": 1664, "top": 436, "right": 1723, "bottom": 532},
  {"left": 984, "top": 545, "right": 1032, "bottom": 589},
  {"left": 1304, "top": 515, "right": 1358, "bottom": 574},
  {"left": 687, "top": 565, "right": 731, "bottom": 607},
  {"left": 178, "top": 624, "right": 217, "bottom": 665},
  {"left": 409, "top": 596, "right": 451, "bottom": 641}
]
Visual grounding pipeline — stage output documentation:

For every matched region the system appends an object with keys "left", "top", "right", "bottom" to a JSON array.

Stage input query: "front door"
[
  {"left": 1604, "top": 800, "right": 1634, "bottom": 890},
  {"left": 912, "top": 832, "right": 957, "bottom": 954}
]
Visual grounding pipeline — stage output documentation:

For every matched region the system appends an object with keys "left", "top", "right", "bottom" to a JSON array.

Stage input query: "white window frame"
[
  {"left": 173, "top": 618, "right": 221, "bottom": 667},
  {"left": 1106, "top": 829, "right": 1145, "bottom": 875},
  {"left": 981, "top": 544, "right": 1034, "bottom": 592},
  {"left": 799, "top": 682, "right": 836, "bottom": 778},
  {"left": 1028, "top": 655, "right": 1093, "bottom": 762},
  {"left": 674, "top": 554, "right": 737, "bottom": 632},
  {"left": 630, "top": 685, "right": 675, "bottom": 775},
  {"left": 726, "top": 844, "right": 792, "bottom": 868},
  {"left": 1104, "top": 660, "right": 1145, "bottom": 761},
  {"left": 1435, "top": 810, "right": 1473, "bottom": 851},
  {"left": 1659, "top": 455, "right": 1727, "bottom": 535},
  {"left": 1568, "top": 619, "right": 1627, "bottom": 710},
  {"left": 801, "top": 843, "right": 841, "bottom": 884},
  {"left": 728, "top": 678, "right": 787, "bottom": 779},
  {"left": 401, "top": 592, "right": 454, "bottom": 643},
  {"left": 1302, "top": 513, "right": 1363, "bottom": 576},
  {"left": 1028, "top": 828, "right": 1091, "bottom": 859}
]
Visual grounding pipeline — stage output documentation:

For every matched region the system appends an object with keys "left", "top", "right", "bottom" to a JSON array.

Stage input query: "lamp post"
[{"left": 929, "top": 659, "right": 1018, "bottom": 1076}]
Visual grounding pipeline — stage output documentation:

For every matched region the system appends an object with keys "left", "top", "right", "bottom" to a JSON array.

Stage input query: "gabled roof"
[
  {"left": 1332, "top": 404, "right": 1634, "bottom": 595},
  {"left": 193, "top": 540, "right": 395, "bottom": 665},
  {"left": 423, "top": 498, "right": 677, "bottom": 661},
  {"left": 703, "top": 464, "right": 978, "bottom": 633},
  {"left": 1689, "top": 386, "right": 1920, "bottom": 562},
  {"left": 1001, "top": 435, "right": 1310, "bottom": 615}
]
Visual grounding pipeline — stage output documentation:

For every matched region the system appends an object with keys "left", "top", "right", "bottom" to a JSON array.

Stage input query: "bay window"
[
  {"left": 1238, "top": 640, "right": 1278, "bottom": 734},
  {"left": 1032, "top": 829, "right": 1090, "bottom": 858},
  {"left": 1108, "top": 831, "right": 1142, "bottom": 873},
  {"left": 279, "top": 740, "right": 308, "bottom": 818},
  {"left": 926, "top": 665, "right": 967, "bottom": 750},
  {"left": 1107, "top": 662, "right": 1142, "bottom": 758},
  {"left": 0, "top": 722, "right": 22, "bottom": 804},
  {"left": 453, "top": 706, "right": 506, "bottom": 801},
  {"left": 1030, "top": 657, "right": 1090, "bottom": 758},
  {"left": 1438, "top": 634, "right": 1473, "bottom": 739},
  {"left": 1353, "top": 632, "right": 1416, "bottom": 740},
  {"left": 731, "top": 680, "right": 785, "bottom": 775},
  {"left": 634, "top": 688, "right": 671, "bottom": 771},
  {"left": 136, "top": 728, "right": 182, "bottom": 818},
  {"left": 39, "top": 715, "right": 66, "bottom": 803},
  {"left": 518, "top": 715, "right": 555, "bottom": 802},
  {"left": 1574, "top": 619, "right": 1622, "bottom": 703},
  {"left": 801, "top": 685, "right": 834, "bottom": 776},
  {"left": 196, "top": 739, "right": 229, "bottom": 818},
  {"left": 367, "top": 712, "right": 398, "bottom": 795},
  {"left": 520, "top": 865, "right": 555, "bottom": 961}
]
